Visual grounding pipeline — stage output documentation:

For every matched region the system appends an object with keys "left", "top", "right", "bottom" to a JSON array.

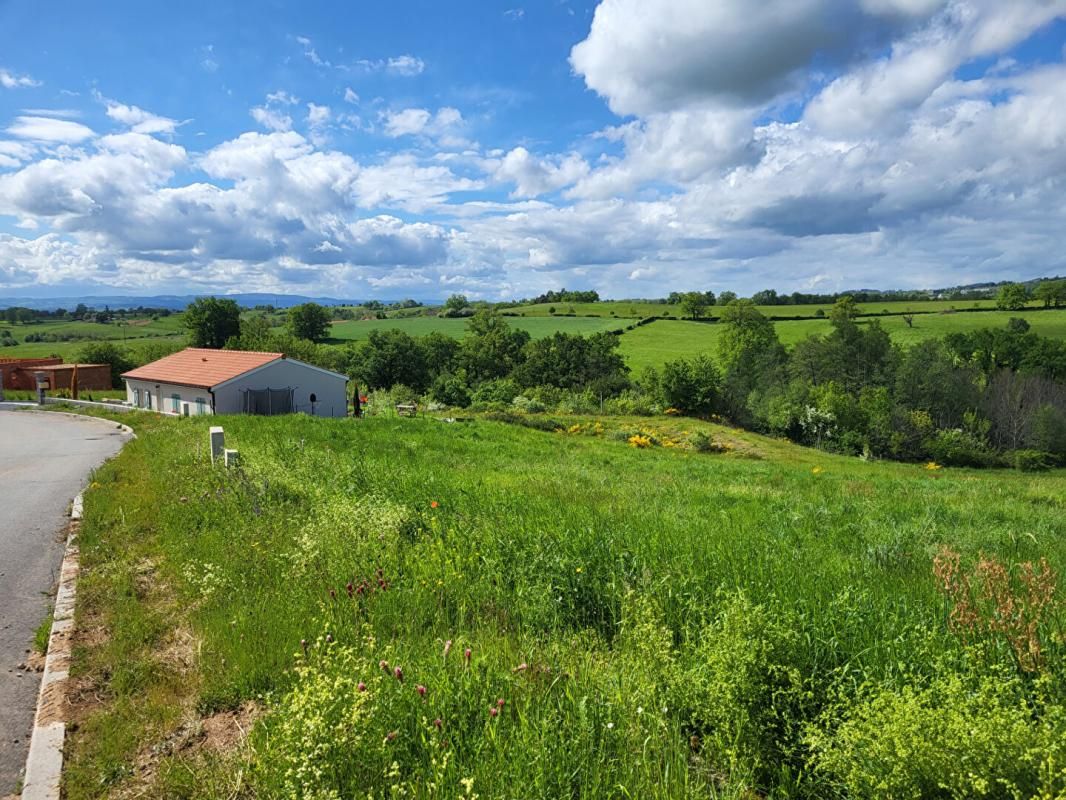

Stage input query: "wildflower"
[
  {"left": 636, "top": 706, "right": 643, "bottom": 715},
  {"left": 329, "top": 588, "right": 336, "bottom": 600},
  {"left": 606, "top": 722, "right": 614, "bottom": 730},
  {"left": 513, "top": 662, "right": 528, "bottom": 672},
  {"left": 386, "top": 730, "right": 398, "bottom": 743},
  {"left": 464, "top": 647, "right": 472, "bottom": 665},
  {"left": 434, "top": 718, "right": 442, "bottom": 729},
  {"left": 431, "top": 500, "right": 439, "bottom": 509},
  {"left": 417, "top": 684, "right": 426, "bottom": 697},
  {"left": 925, "top": 461, "right": 942, "bottom": 471},
  {"left": 496, "top": 698, "right": 506, "bottom": 708},
  {"left": 394, "top": 666, "right": 404, "bottom": 682},
  {"left": 345, "top": 582, "right": 354, "bottom": 597},
  {"left": 357, "top": 681, "right": 367, "bottom": 692},
  {"left": 489, "top": 706, "right": 499, "bottom": 718},
  {"left": 444, "top": 639, "right": 453, "bottom": 658},
  {"left": 812, "top": 466, "right": 823, "bottom": 475},
  {"left": 380, "top": 659, "right": 389, "bottom": 671},
  {"left": 576, "top": 566, "right": 583, "bottom": 573},
  {"left": 325, "top": 633, "right": 333, "bottom": 644},
  {"left": 300, "top": 638, "right": 308, "bottom": 655}
]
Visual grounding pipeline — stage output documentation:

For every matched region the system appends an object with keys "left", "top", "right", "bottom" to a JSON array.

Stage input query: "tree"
[
  {"left": 1033, "top": 279, "right": 1066, "bottom": 308},
  {"left": 680, "top": 291, "right": 709, "bottom": 320},
  {"left": 717, "top": 299, "right": 786, "bottom": 420},
  {"left": 441, "top": 294, "right": 470, "bottom": 317},
  {"left": 77, "top": 341, "right": 134, "bottom": 388},
  {"left": 829, "top": 295, "right": 860, "bottom": 323},
  {"left": 459, "top": 309, "right": 530, "bottom": 384},
  {"left": 996, "top": 282, "right": 1029, "bottom": 311},
  {"left": 751, "top": 289, "right": 779, "bottom": 306},
  {"left": 184, "top": 297, "right": 241, "bottom": 349},
  {"left": 347, "top": 329, "right": 431, "bottom": 392},
  {"left": 287, "top": 303, "right": 332, "bottom": 342},
  {"left": 513, "top": 332, "right": 628, "bottom": 390},
  {"left": 652, "top": 355, "right": 722, "bottom": 416},
  {"left": 902, "top": 314, "right": 914, "bottom": 328},
  {"left": 716, "top": 291, "right": 738, "bottom": 306}
]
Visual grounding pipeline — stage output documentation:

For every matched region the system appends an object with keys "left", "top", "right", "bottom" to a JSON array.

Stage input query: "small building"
[
  {"left": 0, "top": 357, "right": 112, "bottom": 392},
  {"left": 121, "top": 348, "right": 348, "bottom": 417}
]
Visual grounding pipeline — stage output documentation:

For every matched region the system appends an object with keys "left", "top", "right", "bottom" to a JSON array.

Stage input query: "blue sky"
[{"left": 1, "top": 0, "right": 1065, "bottom": 301}]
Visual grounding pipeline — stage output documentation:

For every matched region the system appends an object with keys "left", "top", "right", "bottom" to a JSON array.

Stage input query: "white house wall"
[
  {"left": 125, "top": 379, "right": 213, "bottom": 415},
  {"left": 212, "top": 359, "right": 348, "bottom": 417}
]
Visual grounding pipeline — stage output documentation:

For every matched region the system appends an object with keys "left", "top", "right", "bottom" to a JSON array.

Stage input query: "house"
[
  {"left": 121, "top": 348, "right": 348, "bottom": 417},
  {"left": 0, "top": 357, "right": 112, "bottom": 392}
]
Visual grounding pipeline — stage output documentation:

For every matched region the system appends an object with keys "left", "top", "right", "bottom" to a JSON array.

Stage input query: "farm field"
[
  {"left": 327, "top": 314, "right": 623, "bottom": 344},
  {"left": 0, "top": 315, "right": 187, "bottom": 359},
  {"left": 60, "top": 408, "right": 1066, "bottom": 799},
  {"left": 512, "top": 297, "right": 1019, "bottom": 320},
  {"left": 619, "top": 308, "right": 1066, "bottom": 372}
]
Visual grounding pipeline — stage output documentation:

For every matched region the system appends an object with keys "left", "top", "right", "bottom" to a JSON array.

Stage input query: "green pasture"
[
  {"left": 59, "top": 407, "right": 1066, "bottom": 798},
  {"left": 619, "top": 308, "right": 1066, "bottom": 372},
  {"left": 326, "top": 314, "right": 623, "bottom": 344}
]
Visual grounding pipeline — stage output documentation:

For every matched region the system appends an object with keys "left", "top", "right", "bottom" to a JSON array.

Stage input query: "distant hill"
[{"left": 0, "top": 293, "right": 361, "bottom": 311}]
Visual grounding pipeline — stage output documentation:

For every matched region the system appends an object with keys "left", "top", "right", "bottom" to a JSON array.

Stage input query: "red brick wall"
[{"left": 0, "top": 358, "right": 63, "bottom": 390}]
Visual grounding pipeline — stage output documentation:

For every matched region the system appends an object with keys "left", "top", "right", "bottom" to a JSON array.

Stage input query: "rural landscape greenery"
[{"left": 4, "top": 276, "right": 1065, "bottom": 798}]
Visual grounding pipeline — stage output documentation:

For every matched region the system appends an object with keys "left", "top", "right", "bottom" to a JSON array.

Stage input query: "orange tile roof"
[{"left": 121, "top": 348, "right": 282, "bottom": 389}]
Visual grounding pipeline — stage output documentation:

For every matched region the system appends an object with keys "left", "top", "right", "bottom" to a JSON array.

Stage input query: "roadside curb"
[{"left": 20, "top": 500, "right": 81, "bottom": 800}]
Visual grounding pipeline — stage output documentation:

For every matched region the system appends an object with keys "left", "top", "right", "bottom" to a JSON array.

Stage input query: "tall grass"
[{"left": 67, "top": 412, "right": 1066, "bottom": 798}]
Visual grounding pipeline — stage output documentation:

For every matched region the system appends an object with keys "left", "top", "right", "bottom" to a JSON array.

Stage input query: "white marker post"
[{"left": 209, "top": 426, "right": 225, "bottom": 463}]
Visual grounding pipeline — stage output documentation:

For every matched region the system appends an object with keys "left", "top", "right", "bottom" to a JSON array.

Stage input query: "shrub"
[
  {"left": 924, "top": 428, "right": 998, "bottom": 467},
  {"left": 430, "top": 372, "right": 471, "bottom": 408},
  {"left": 511, "top": 394, "right": 545, "bottom": 413},
  {"left": 471, "top": 378, "right": 520, "bottom": 406},
  {"left": 671, "top": 594, "right": 812, "bottom": 784},
  {"left": 1012, "top": 449, "right": 1054, "bottom": 472},
  {"left": 809, "top": 671, "right": 1066, "bottom": 799}
]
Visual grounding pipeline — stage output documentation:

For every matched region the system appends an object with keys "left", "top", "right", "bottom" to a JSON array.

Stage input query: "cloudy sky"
[{"left": 1, "top": 0, "right": 1065, "bottom": 301}]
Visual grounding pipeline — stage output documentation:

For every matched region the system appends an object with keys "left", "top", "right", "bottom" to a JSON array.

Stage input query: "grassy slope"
[
  {"left": 63, "top": 408, "right": 1066, "bottom": 798},
  {"left": 620, "top": 309, "right": 1066, "bottom": 372},
  {"left": 0, "top": 315, "right": 187, "bottom": 359}
]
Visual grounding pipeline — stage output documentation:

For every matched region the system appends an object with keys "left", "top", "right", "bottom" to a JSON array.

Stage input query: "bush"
[
  {"left": 809, "top": 670, "right": 1066, "bottom": 799},
  {"left": 511, "top": 394, "right": 545, "bottom": 413},
  {"left": 471, "top": 378, "right": 520, "bottom": 406},
  {"left": 1012, "top": 449, "right": 1054, "bottom": 472},
  {"left": 429, "top": 372, "right": 471, "bottom": 408},
  {"left": 924, "top": 428, "right": 998, "bottom": 467}
]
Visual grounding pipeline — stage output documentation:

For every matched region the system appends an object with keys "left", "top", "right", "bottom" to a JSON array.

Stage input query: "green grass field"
[
  {"left": 619, "top": 308, "right": 1066, "bottom": 372},
  {"left": 0, "top": 315, "right": 187, "bottom": 359},
  {"left": 326, "top": 314, "right": 623, "bottom": 345},
  {"left": 511, "top": 297, "right": 1017, "bottom": 320},
  {"left": 58, "top": 408, "right": 1066, "bottom": 799}
]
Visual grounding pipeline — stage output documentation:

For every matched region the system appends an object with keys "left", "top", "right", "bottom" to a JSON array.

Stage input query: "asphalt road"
[{"left": 0, "top": 410, "right": 130, "bottom": 796}]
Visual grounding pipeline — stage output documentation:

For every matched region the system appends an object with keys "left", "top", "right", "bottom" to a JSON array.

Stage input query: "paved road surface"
[{"left": 0, "top": 411, "right": 130, "bottom": 795}]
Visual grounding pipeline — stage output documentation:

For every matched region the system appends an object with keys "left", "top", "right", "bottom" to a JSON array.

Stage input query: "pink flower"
[
  {"left": 464, "top": 647, "right": 472, "bottom": 665},
  {"left": 496, "top": 698, "right": 505, "bottom": 708},
  {"left": 357, "top": 681, "right": 366, "bottom": 692},
  {"left": 379, "top": 659, "right": 389, "bottom": 671},
  {"left": 394, "top": 666, "right": 404, "bottom": 682},
  {"left": 434, "top": 718, "right": 442, "bottom": 729},
  {"left": 489, "top": 706, "right": 499, "bottom": 718},
  {"left": 416, "top": 684, "right": 426, "bottom": 697}
]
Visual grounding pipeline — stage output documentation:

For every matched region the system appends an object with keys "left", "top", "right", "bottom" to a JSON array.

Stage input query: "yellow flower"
[
  {"left": 812, "top": 466, "right": 823, "bottom": 474},
  {"left": 628, "top": 434, "right": 654, "bottom": 449},
  {"left": 925, "top": 461, "right": 942, "bottom": 471},
  {"left": 575, "top": 566, "right": 583, "bottom": 573}
]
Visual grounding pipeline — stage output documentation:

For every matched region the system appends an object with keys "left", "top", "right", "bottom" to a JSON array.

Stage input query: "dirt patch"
[{"left": 200, "top": 701, "right": 262, "bottom": 753}]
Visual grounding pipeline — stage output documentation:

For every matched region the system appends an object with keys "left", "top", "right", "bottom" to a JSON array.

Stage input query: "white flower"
[
  {"left": 606, "top": 722, "right": 614, "bottom": 730},
  {"left": 636, "top": 706, "right": 643, "bottom": 715}
]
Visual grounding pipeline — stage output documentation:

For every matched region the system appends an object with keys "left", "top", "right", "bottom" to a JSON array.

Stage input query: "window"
[
  {"left": 171, "top": 393, "right": 181, "bottom": 413},
  {"left": 196, "top": 397, "right": 206, "bottom": 415},
  {"left": 133, "top": 388, "right": 141, "bottom": 407}
]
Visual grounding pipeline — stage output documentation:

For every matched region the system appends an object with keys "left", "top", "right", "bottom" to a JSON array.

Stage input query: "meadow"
[
  {"left": 619, "top": 308, "right": 1066, "bottom": 372},
  {"left": 0, "top": 315, "right": 186, "bottom": 359},
  {"left": 61, "top": 408, "right": 1066, "bottom": 799},
  {"left": 326, "top": 315, "right": 624, "bottom": 344},
  {"left": 511, "top": 297, "right": 1016, "bottom": 320}
]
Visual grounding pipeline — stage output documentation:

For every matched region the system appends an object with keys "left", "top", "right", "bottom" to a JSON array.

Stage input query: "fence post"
[{"left": 209, "top": 426, "right": 225, "bottom": 463}]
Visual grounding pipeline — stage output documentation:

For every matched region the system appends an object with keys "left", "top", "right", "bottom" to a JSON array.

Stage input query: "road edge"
[{"left": 19, "top": 413, "right": 135, "bottom": 800}]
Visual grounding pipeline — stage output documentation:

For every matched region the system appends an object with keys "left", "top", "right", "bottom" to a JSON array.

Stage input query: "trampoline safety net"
[{"left": 242, "top": 387, "right": 295, "bottom": 415}]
